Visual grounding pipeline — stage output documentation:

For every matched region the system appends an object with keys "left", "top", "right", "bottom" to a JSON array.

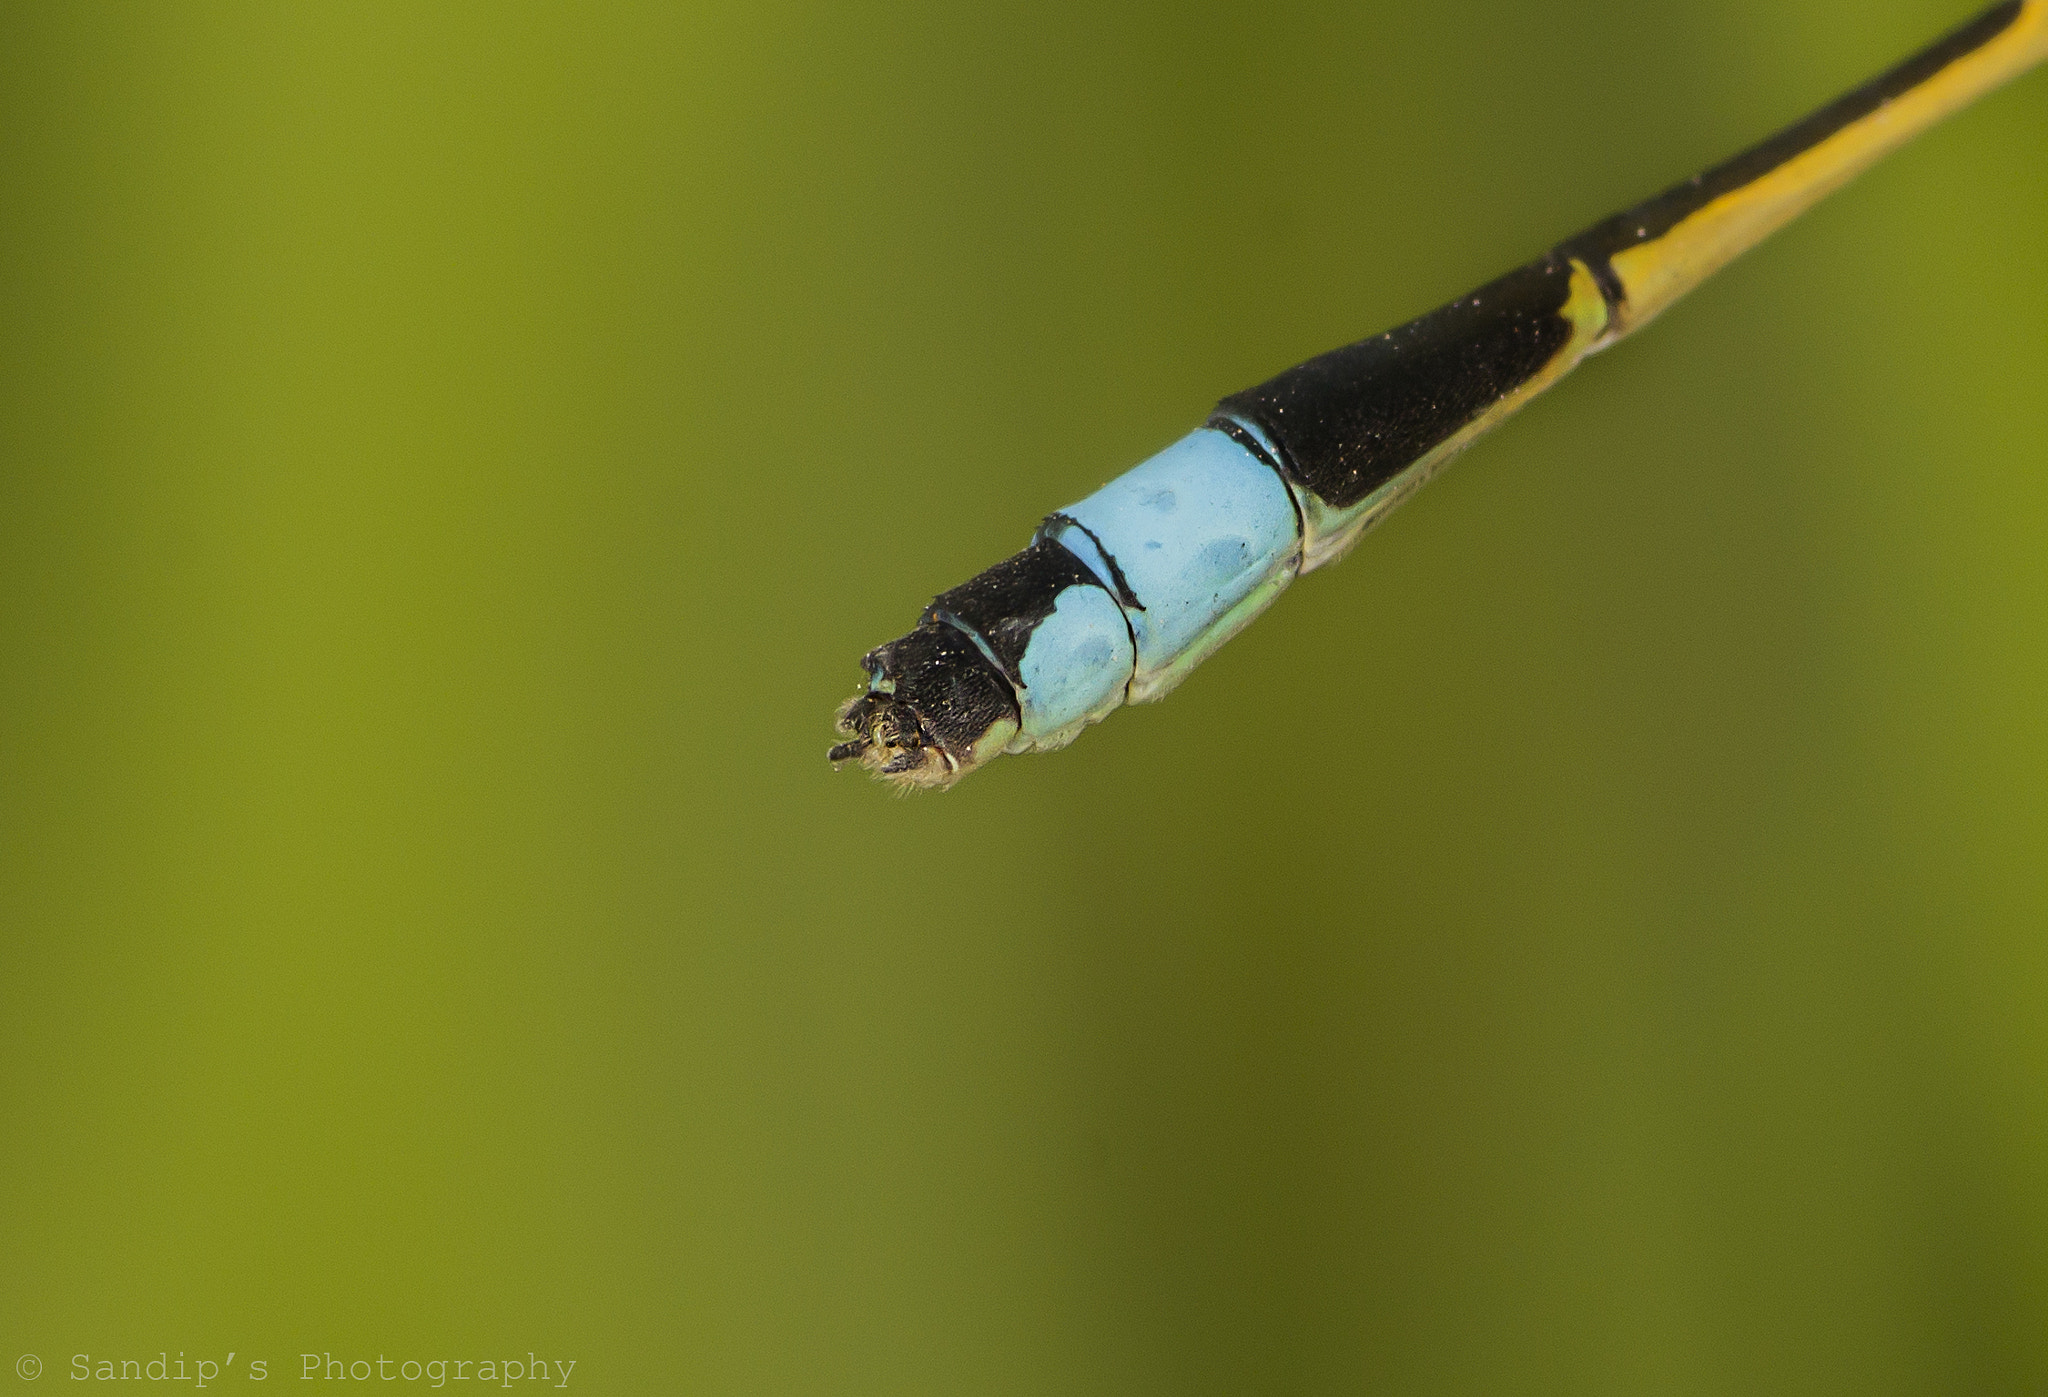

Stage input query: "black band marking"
[
  {"left": 1214, "top": 255, "right": 1580, "bottom": 510},
  {"left": 1039, "top": 514, "right": 1143, "bottom": 682},
  {"left": 1557, "top": 0, "right": 2023, "bottom": 282},
  {"left": 1205, "top": 414, "right": 1308, "bottom": 552},
  {"left": 1205, "top": 414, "right": 1285, "bottom": 473},
  {"left": 1579, "top": 255, "right": 1627, "bottom": 321},
  {"left": 1041, "top": 511, "right": 1145, "bottom": 612}
]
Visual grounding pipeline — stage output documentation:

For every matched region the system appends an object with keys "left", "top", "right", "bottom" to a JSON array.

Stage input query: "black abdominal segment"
[
  {"left": 1215, "top": 256, "right": 1580, "bottom": 510},
  {"left": 852, "top": 620, "right": 1019, "bottom": 757},
  {"left": 925, "top": 537, "right": 1112, "bottom": 686}
]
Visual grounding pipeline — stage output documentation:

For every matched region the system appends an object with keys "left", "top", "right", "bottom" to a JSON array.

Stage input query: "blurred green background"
[{"left": 3, "top": 1, "right": 2045, "bottom": 1392}]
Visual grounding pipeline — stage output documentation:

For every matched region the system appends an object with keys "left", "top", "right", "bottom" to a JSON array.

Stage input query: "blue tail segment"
[
  {"left": 1044, "top": 428, "right": 1301, "bottom": 702},
  {"left": 833, "top": 428, "right": 1303, "bottom": 784}
]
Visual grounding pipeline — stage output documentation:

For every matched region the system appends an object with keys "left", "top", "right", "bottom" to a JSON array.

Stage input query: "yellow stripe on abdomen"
[{"left": 1584, "top": 1, "right": 2048, "bottom": 339}]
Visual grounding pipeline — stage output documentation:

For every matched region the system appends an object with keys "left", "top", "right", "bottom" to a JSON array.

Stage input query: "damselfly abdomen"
[{"left": 833, "top": 1, "right": 2048, "bottom": 789}]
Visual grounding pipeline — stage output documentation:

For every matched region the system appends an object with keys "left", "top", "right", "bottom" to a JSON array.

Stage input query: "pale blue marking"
[
  {"left": 1047, "top": 428, "right": 1298, "bottom": 690},
  {"left": 1008, "top": 583, "right": 1134, "bottom": 752}
]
